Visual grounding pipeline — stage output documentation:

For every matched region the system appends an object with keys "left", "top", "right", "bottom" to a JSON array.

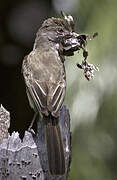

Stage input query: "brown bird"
[{"left": 22, "top": 12, "right": 80, "bottom": 175}]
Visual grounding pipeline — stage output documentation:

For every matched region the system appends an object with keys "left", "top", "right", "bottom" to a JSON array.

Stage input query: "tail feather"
[{"left": 44, "top": 115, "right": 65, "bottom": 175}]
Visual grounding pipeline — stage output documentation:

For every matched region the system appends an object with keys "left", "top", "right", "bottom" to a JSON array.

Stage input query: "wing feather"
[
  {"left": 27, "top": 79, "right": 48, "bottom": 115},
  {"left": 48, "top": 82, "right": 66, "bottom": 117}
]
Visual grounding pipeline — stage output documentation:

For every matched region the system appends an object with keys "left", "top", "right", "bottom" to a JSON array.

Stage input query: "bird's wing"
[
  {"left": 27, "top": 79, "right": 48, "bottom": 115},
  {"left": 22, "top": 50, "right": 66, "bottom": 117},
  {"left": 22, "top": 55, "right": 49, "bottom": 115},
  {"left": 47, "top": 81, "right": 66, "bottom": 117}
]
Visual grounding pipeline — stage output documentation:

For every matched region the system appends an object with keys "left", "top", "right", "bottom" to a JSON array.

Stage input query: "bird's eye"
[{"left": 58, "top": 28, "right": 64, "bottom": 33}]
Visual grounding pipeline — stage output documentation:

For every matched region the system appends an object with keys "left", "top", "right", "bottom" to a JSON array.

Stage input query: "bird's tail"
[{"left": 44, "top": 115, "right": 65, "bottom": 175}]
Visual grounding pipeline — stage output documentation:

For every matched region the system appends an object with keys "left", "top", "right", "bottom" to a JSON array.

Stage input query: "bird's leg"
[{"left": 28, "top": 112, "right": 38, "bottom": 134}]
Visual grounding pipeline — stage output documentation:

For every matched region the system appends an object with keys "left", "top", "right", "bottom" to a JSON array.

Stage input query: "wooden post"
[{"left": 0, "top": 105, "right": 71, "bottom": 180}]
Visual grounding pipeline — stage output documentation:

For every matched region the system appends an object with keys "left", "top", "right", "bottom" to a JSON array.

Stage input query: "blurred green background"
[{"left": 0, "top": 0, "right": 117, "bottom": 179}]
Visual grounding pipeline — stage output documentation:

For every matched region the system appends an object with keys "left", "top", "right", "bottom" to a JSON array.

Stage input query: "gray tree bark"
[{"left": 0, "top": 105, "right": 71, "bottom": 180}]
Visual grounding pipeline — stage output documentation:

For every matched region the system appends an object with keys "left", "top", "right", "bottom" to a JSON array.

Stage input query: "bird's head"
[
  {"left": 39, "top": 11, "right": 75, "bottom": 40},
  {"left": 34, "top": 12, "right": 82, "bottom": 56}
]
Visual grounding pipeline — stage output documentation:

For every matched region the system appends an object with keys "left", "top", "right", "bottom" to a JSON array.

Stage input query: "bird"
[{"left": 22, "top": 12, "right": 80, "bottom": 175}]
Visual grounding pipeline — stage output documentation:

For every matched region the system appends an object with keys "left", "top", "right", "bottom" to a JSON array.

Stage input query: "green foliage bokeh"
[{"left": 64, "top": 0, "right": 117, "bottom": 179}]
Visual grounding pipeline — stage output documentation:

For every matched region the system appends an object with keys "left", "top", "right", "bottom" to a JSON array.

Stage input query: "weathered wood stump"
[{"left": 0, "top": 105, "right": 71, "bottom": 180}]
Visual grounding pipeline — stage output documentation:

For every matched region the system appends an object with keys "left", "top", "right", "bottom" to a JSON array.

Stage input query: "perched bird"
[{"left": 22, "top": 12, "right": 80, "bottom": 175}]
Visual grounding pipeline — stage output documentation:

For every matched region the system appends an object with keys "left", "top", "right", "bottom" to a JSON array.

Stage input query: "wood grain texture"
[{"left": 0, "top": 105, "right": 71, "bottom": 180}]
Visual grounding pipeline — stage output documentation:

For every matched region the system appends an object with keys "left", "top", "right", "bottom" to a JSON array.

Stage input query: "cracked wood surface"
[{"left": 0, "top": 105, "right": 71, "bottom": 180}]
